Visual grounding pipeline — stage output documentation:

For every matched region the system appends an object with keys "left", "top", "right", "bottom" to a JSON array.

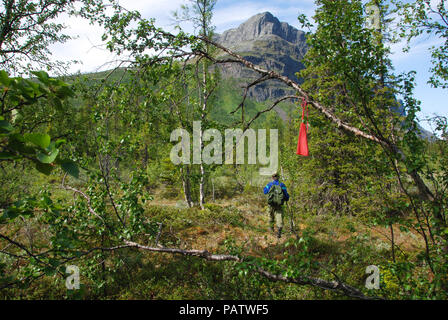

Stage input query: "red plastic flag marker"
[{"left": 296, "top": 98, "right": 309, "bottom": 156}]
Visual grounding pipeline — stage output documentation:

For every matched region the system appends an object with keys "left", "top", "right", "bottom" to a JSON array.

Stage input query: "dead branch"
[
  {"left": 61, "top": 174, "right": 105, "bottom": 223},
  {"left": 197, "top": 36, "right": 382, "bottom": 144},
  {"left": 122, "top": 240, "right": 379, "bottom": 300},
  {"left": 194, "top": 36, "right": 439, "bottom": 206},
  {"left": 0, "top": 233, "right": 65, "bottom": 277},
  {"left": 254, "top": 267, "right": 376, "bottom": 300},
  {"left": 124, "top": 240, "right": 240, "bottom": 261},
  {"left": 243, "top": 95, "right": 298, "bottom": 131},
  {"left": 230, "top": 74, "right": 274, "bottom": 115},
  {"left": 98, "top": 155, "right": 126, "bottom": 227}
]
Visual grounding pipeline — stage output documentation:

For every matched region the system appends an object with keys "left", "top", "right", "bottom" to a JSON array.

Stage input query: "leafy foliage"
[
  {"left": 394, "top": 0, "right": 448, "bottom": 88},
  {"left": 0, "top": 70, "right": 78, "bottom": 177},
  {"left": 1, "top": 0, "right": 447, "bottom": 300}
]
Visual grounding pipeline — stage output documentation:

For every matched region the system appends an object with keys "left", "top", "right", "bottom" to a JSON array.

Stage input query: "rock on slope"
[
  {"left": 214, "top": 12, "right": 307, "bottom": 102},
  {"left": 214, "top": 12, "right": 434, "bottom": 138}
]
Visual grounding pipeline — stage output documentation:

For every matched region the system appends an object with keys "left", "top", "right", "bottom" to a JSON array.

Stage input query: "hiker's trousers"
[{"left": 267, "top": 204, "right": 284, "bottom": 229}]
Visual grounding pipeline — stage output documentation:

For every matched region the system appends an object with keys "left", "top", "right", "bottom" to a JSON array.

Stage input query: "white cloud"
[
  {"left": 47, "top": 1, "right": 191, "bottom": 74},
  {"left": 48, "top": 14, "right": 114, "bottom": 74},
  {"left": 390, "top": 36, "right": 444, "bottom": 63},
  {"left": 214, "top": 4, "right": 275, "bottom": 30},
  {"left": 119, "top": 0, "right": 188, "bottom": 28},
  {"left": 46, "top": 0, "right": 317, "bottom": 74},
  {"left": 41, "top": 0, "right": 444, "bottom": 127}
]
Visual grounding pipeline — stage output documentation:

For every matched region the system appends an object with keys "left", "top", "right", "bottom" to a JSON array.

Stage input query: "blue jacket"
[{"left": 263, "top": 180, "right": 290, "bottom": 202}]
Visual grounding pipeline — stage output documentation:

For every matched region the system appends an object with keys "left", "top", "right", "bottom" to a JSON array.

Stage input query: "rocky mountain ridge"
[
  {"left": 211, "top": 12, "right": 434, "bottom": 138},
  {"left": 214, "top": 12, "right": 307, "bottom": 101}
]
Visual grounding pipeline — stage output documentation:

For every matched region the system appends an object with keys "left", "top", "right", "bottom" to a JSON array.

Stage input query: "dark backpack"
[{"left": 267, "top": 184, "right": 284, "bottom": 206}]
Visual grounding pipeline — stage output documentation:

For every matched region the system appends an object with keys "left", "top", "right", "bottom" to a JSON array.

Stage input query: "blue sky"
[{"left": 50, "top": 0, "right": 446, "bottom": 131}]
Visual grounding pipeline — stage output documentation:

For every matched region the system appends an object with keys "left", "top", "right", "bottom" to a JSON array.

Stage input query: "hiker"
[{"left": 263, "top": 172, "right": 290, "bottom": 238}]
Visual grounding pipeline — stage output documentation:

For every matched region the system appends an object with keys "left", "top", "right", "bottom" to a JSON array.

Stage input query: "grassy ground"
[
  {"left": 148, "top": 186, "right": 423, "bottom": 258},
  {"left": 0, "top": 182, "right": 427, "bottom": 300},
  {"left": 93, "top": 188, "right": 424, "bottom": 300}
]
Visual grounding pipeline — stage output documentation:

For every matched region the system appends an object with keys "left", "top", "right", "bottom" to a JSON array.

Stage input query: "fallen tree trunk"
[{"left": 123, "top": 240, "right": 379, "bottom": 300}]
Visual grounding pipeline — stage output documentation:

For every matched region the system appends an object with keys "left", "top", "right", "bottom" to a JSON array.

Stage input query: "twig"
[
  {"left": 155, "top": 222, "right": 163, "bottom": 246},
  {"left": 243, "top": 95, "right": 298, "bottom": 131},
  {"left": 197, "top": 36, "right": 383, "bottom": 144},
  {"left": 124, "top": 240, "right": 240, "bottom": 261},
  {"left": 98, "top": 155, "right": 126, "bottom": 227},
  {"left": 230, "top": 74, "right": 274, "bottom": 116},
  {"left": 61, "top": 174, "right": 105, "bottom": 223},
  {"left": 255, "top": 267, "right": 377, "bottom": 300}
]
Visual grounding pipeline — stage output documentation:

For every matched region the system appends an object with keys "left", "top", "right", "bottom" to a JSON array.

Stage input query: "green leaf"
[
  {"left": 61, "top": 160, "right": 79, "bottom": 179},
  {"left": 0, "top": 70, "right": 10, "bottom": 86},
  {"left": 43, "top": 267, "right": 57, "bottom": 276},
  {"left": 55, "top": 139, "right": 66, "bottom": 148},
  {"left": 8, "top": 140, "right": 35, "bottom": 155},
  {"left": 37, "top": 149, "right": 59, "bottom": 163},
  {"left": 55, "top": 84, "right": 74, "bottom": 98},
  {"left": 31, "top": 71, "right": 50, "bottom": 84},
  {"left": 45, "top": 141, "right": 56, "bottom": 153},
  {"left": 0, "top": 152, "right": 17, "bottom": 160},
  {"left": 35, "top": 162, "right": 54, "bottom": 175},
  {"left": 0, "top": 120, "right": 13, "bottom": 133},
  {"left": 24, "top": 133, "right": 51, "bottom": 149},
  {"left": 2, "top": 207, "right": 19, "bottom": 220},
  {"left": 50, "top": 96, "right": 63, "bottom": 111}
]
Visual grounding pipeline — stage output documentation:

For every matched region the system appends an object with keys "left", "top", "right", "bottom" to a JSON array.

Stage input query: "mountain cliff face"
[
  {"left": 215, "top": 12, "right": 307, "bottom": 101},
  {"left": 216, "top": 12, "right": 306, "bottom": 50},
  {"left": 214, "top": 12, "right": 434, "bottom": 138}
]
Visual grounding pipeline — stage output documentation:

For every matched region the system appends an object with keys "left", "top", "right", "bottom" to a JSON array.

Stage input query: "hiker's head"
[{"left": 272, "top": 173, "right": 279, "bottom": 181}]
